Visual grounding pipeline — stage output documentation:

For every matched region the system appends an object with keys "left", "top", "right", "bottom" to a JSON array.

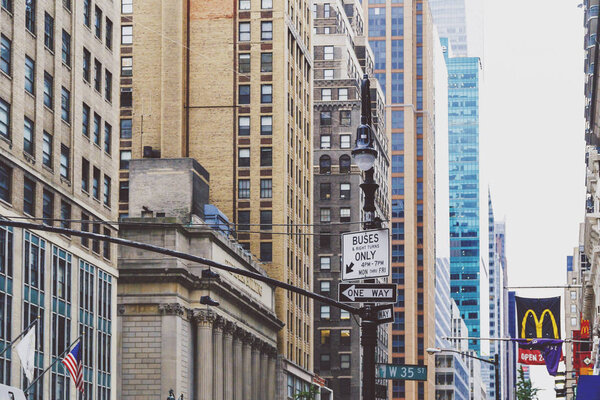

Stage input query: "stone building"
[
  {"left": 312, "top": 0, "right": 390, "bottom": 397},
  {"left": 0, "top": 0, "right": 119, "bottom": 399},
  {"left": 118, "top": 158, "right": 283, "bottom": 400}
]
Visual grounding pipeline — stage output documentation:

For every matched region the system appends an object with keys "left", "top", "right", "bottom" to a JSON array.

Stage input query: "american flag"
[{"left": 62, "top": 341, "right": 84, "bottom": 392}]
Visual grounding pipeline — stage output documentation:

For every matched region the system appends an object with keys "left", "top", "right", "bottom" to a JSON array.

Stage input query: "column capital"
[
  {"left": 192, "top": 309, "right": 216, "bottom": 327},
  {"left": 264, "top": 344, "right": 278, "bottom": 357},
  {"left": 213, "top": 315, "right": 226, "bottom": 332},
  {"left": 223, "top": 320, "right": 237, "bottom": 335},
  {"left": 159, "top": 303, "right": 186, "bottom": 316},
  {"left": 241, "top": 331, "right": 255, "bottom": 345},
  {"left": 252, "top": 337, "right": 263, "bottom": 350}
]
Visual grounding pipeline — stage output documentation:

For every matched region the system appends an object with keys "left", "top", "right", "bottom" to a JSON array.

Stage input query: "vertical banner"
[{"left": 515, "top": 296, "right": 561, "bottom": 366}]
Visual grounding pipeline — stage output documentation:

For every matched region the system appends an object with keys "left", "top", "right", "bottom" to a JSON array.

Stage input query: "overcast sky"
[{"left": 481, "top": 0, "right": 585, "bottom": 397}]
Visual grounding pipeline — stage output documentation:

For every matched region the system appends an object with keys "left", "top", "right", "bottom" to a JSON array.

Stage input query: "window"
[
  {"left": 340, "top": 135, "right": 351, "bottom": 149},
  {"left": 238, "top": 116, "right": 250, "bottom": 136},
  {"left": 83, "top": 0, "right": 91, "bottom": 26},
  {"left": 239, "top": 23, "right": 250, "bottom": 41},
  {"left": 571, "top": 291, "right": 577, "bottom": 300},
  {"left": 43, "top": 72, "right": 53, "bottom": 109},
  {"left": 103, "top": 228, "right": 111, "bottom": 259},
  {"left": 340, "top": 110, "right": 351, "bottom": 126},
  {"left": 261, "top": 53, "right": 272, "bottom": 72},
  {"left": 339, "top": 155, "right": 351, "bottom": 173},
  {"left": 340, "top": 309, "right": 350, "bottom": 319},
  {"left": 320, "top": 281, "right": 330, "bottom": 293},
  {"left": 61, "top": 30, "right": 70, "bottom": 66},
  {"left": 121, "top": 87, "right": 132, "bottom": 107},
  {"left": 319, "top": 155, "right": 331, "bottom": 174},
  {"left": 238, "top": 148, "right": 250, "bottom": 167},
  {"left": 340, "top": 330, "right": 351, "bottom": 346},
  {"left": 121, "top": 56, "right": 132, "bottom": 76},
  {"left": 122, "top": 0, "right": 133, "bottom": 13},
  {"left": 340, "top": 183, "right": 351, "bottom": 199},
  {"left": 237, "top": 210, "right": 250, "bottom": 231},
  {"left": 260, "top": 242, "right": 272, "bottom": 262},
  {"left": 260, "top": 210, "right": 272, "bottom": 230},
  {"left": 239, "top": 85, "right": 250, "bottom": 104},
  {"left": 340, "top": 354, "right": 351, "bottom": 369},
  {"left": 60, "top": 87, "right": 70, "bottom": 122},
  {"left": 92, "top": 222, "right": 100, "bottom": 253},
  {"left": 0, "top": 99, "right": 8, "bottom": 139},
  {"left": 24, "top": 117, "right": 34, "bottom": 155},
  {"left": 320, "top": 183, "right": 331, "bottom": 200},
  {"left": 44, "top": 13, "right": 54, "bottom": 51},
  {"left": 260, "top": 147, "right": 272, "bottom": 166},
  {"left": 92, "top": 167, "right": 100, "bottom": 199},
  {"left": 262, "top": 0, "right": 272, "bottom": 8},
  {"left": 81, "top": 213, "right": 89, "bottom": 247},
  {"left": 571, "top": 304, "right": 577, "bottom": 313},
  {"left": 93, "top": 113, "right": 101, "bottom": 145},
  {"left": 83, "top": 48, "right": 91, "bottom": 82},
  {"left": 320, "top": 306, "right": 330, "bottom": 320},
  {"left": 94, "top": 59, "right": 102, "bottom": 92},
  {"left": 261, "top": 116, "right": 272, "bottom": 135},
  {"left": 94, "top": 6, "right": 102, "bottom": 38},
  {"left": 260, "top": 179, "right": 272, "bottom": 198},
  {"left": 25, "top": 0, "right": 36, "bottom": 33},
  {"left": 323, "top": 69, "right": 333, "bottom": 79},
  {"left": 321, "top": 88, "right": 331, "bottom": 101},
  {"left": 320, "top": 354, "right": 330, "bottom": 370},
  {"left": 320, "top": 256, "right": 331, "bottom": 270},
  {"left": 238, "top": 179, "right": 250, "bottom": 199},
  {"left": 42, "top": 189, "right": 53, "bottom": 225},
  {"left": 323, "top": 46, "right": 334, "bottom": 60},
  {"left": 60, "top": 145, "right": 69, "bottom": 179},
  {"left": 239, "top": 0, "right": 250, "bottom": 10},
  {"left": 104, "top": 123, "right": 111, "bottom": 154},
  {"left": 25, "top": 56, "right": 35, "bottom": 94},
  {"left": 571, "top": 317, "right": 577, "bottom": 327},
  {"left": 338, "top": 88, "right": 348, "bottom": 100},
  {"left": 320, "top": 208, "right": 331, "bottom": 223},
  {"left": 105, "top": 70, "right": 112, "bottom": 101},
  {"left": 0, "top": 162, "right": 10, "bottom": 202},
  {"left": 340, "top": 208, "right": 351, "bottom": 222},
  {"left": 105, "top": 18, "right": 113, "bottom": 49},
  {"left": 81, "top": 158, "right": 89, "bottom": 192},
  {"left": 120, "top": 150, "right": 131, "bottom": 169},
  {"left": 320, "top": 135, "right": 331, "bottom": 149},
  {"left": 0, "top": 35, "right": 10, "bottom": 75},
  {"left": 119, "top": 181, "right": 129, "bottom": 202},
  {"left": 121, "top": 26, "right": 133, "bottom": 44},
  {"left": 60, "top": 201, "right": 70, "bottom": 229},
  {"left": 120, "top": 119, "right": 132, "bottom": 138},
  {"left": 320, "top": 111, "right": 331, "bottom": 126},
  {"left": 261, "top": 22, "right": 273, "bottom": 40},
  {"left": 103, "top": 175, "right": 111, "bottom": 206},
  {"left": 42, "top": 132, "right": 52, "bottom": 168},
  {"left": 2, "top": 0, "right": 12, "bottom": 12},
  {"left": 261, "top": 84, "right": 272, "bottom": 103},
  {"left": 324, "top": 3, "right": 331, "bottom": 17},
  {"left": 239, "top": 53, "right": 250, "bottom": 73},
  {"left": 82, "top": 103, "right": 90, "bottom": 137},
  {"left": 24, "top": 178, "right": 35, "bottom": 215}
]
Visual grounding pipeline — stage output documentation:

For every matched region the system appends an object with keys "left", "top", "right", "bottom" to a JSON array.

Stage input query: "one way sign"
[{"left": 338, "top": 283, "right": 397, "bottom": 303}]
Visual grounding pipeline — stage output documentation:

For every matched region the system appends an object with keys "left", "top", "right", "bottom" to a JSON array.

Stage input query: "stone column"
[
  {"left": 242, "top": 332, "right": 253, "bottom": 400},
  {"left": 260, "top": 344, "right": 269, "bottom": 395},
  {"left": 159, "top": 304, "right": 186, "bottom": 398},
  {"left": 213, "top": 316, "right": 225, "bottom": 400},
  {"left": 194, "top": 310, "right": 215, "bottom": 400},
  {"left": 233, "top": 327, "right": 244, "bottom": 400},
  {"left": 223, "top": 321, "right": 235, "bottom": 400},
  {"left": 267, "top": 347, "right": 277, "bottom": 400},
  {"left": 251, "top": 338, "right": 261, "bottom": 400}
]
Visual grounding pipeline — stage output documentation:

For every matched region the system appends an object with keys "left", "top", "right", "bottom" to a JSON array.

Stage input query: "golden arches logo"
[{"left": 521, "top": 309, "right": 559, "bottom": 339}]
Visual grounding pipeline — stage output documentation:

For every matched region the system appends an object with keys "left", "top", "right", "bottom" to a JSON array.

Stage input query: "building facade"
[
  {"left": 312, "top": 0, "right": 390, "bottom": 397},
  {"left": 117, "top": 0, "right": 315, "bottom": 391},
  {"left": 0, "top": 0, "right": 120, "bottom": 399},
  {"left": 365, "top": 0, "right": 438, "bottom": 398}
]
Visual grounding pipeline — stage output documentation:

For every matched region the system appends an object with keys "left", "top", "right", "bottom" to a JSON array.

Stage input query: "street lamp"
[{"left": 426, "top": 348, "right": 500, "bottom": 400}]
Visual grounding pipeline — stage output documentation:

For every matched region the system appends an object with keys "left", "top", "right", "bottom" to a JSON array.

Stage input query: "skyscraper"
[
  {"left": 119, "top": 0, "right": 315, "bottom": 390},
  {"left": 0, "top": 0, "right": 119, "bottom": 398},
  {"left": 365, "top": 0, "right": 438, "bottom": 398}
]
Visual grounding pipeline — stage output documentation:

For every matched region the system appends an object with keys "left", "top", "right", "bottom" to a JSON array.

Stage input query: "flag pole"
[
  {"left": 0, "top": 316, "right": 40, "bottom": 358},
  {"left": 24, "top": 334, "right": 83, "bottom": 396}
]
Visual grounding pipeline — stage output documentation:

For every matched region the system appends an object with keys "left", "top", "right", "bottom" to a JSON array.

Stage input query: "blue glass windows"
[
  {"left": 391, "top": 7, "right": 403, "bottom": 36},
  {"left": 368, "top": 7, "right": 386, "bottom": 37},
  {"left": 391, "top": 40, "right": 403, "bottom": 69},
  {"left": 391, "top": 73, "right": 403, "bottom": 104},
  {"left": 370, "top": 40, "right": 385, "bottom": 70}
]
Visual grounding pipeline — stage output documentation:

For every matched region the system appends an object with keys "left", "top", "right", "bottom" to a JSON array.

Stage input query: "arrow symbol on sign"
[
  {"left": 343, "top": 285, "right": 357, "bottom": 301},
  {"left": 345, "top": 262, "right": 354, "bottom": 275}
]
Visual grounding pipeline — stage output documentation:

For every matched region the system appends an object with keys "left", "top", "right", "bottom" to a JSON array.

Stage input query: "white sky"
[{"left": 481, "top": 0, "right": 586, "bottom": 397}]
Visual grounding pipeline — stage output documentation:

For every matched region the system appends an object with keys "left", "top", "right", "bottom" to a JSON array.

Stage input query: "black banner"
[{"left": 516, "top": 296, "right": 561, "bottom": 339}]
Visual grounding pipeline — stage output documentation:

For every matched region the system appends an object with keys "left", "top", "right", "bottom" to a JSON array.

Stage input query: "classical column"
[
  {"left": 260, "top": 343, "right": 269, "bottom": 395},
  {"left": 194, "top": 310, "right": 215, "bottom": 400},
  {"left": 223, "top": 321, "right": 236, "bottom": 400},
  {"left": 242, "top": 332, "right": 253, "bottom": 400},
  {"left": 251, "top": 338, "right": 261, "bottom": 400},
  {"left": 213, "top": 316, "right": 225, "bottom": 400},
  {"left": 267, "top": 346, "right": 277, "bottom": 400},
  {"left": 158, "top": 304, "right": 186, "bottom": 398},
  {"left": 233, "top": 328, "right": 244, "bottom": 400}
]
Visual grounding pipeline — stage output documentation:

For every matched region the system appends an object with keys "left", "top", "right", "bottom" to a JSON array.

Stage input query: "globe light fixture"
[{"left": 352, "top": 119, "right": 378, "bottom": 171}]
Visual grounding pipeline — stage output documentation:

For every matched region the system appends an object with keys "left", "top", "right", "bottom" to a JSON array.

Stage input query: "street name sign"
[
  {"left": 376, "top": 305, "right": 394, "bottom": 324},
  {"left": 338, "top": 283, "right": 397, "bottom": 303},
  {"left": 376, "top": 364, "right": 427, "bottom": 381},
  {"left": 341, "top": 228, "right": 389, "bottom": 281}
]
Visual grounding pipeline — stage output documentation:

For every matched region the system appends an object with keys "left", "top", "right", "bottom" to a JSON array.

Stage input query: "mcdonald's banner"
[{"left": 581, "top": 319, "right": 590, "bottom": 339}]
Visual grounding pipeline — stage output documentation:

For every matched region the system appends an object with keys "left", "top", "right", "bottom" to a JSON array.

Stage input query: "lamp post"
[{"left": 426, "top": 348, "right": 500, "bottom": 400}]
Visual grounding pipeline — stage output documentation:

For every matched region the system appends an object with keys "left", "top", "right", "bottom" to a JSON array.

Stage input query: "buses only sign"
[{"left": 341, "top": 228, "right": 389, "bottom": 281}]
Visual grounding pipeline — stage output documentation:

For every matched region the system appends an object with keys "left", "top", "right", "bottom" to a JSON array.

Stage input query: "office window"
[
  {"left": 93, "top": 113, "right": 100, "bottom": 145},
  {"left": 0, "top": 99, "right": 8, "bottom": 139},
  {"left": 82, "top": 103, "right": 90, "bottom": 137},
  {"left": 320, "top": 111, "right": 331, "bottom": 126},
  {"left": 340, "top": 183, "right": 350, "bottom": 199},
  {"left": 320, "top": 135, "right": 331, "bottom": 149},
  {"left": 105, "top": 18, "right": 113, "bottom": 49},
  {"left": 103, "top": 228, "right": 111, "bottom": 259},
  {"left": 320, "top": 281, "right": 330, "bottom": 293},
  {"left": 44, "top": 13, "right": 54, "bottom": 51},
  {"left": 83, "top": 0, "right": 91, "bottom": 26},
  {"left": 260, "top": 179, "right": 272, "bottom": 198},
  {"left": 320, "top": 183, "right": 331, "bottom": 200},
  {"left": 24, "top": 178, "right": 35, "bottom": 216},
  {"left": 339, "top": 155, "right": 351, "bottom": 173},
  {"left": 239, "top": 53, "right": 250, "bottom": 73},
  {"left": 0, "top": 36, "right": 10, "bottom": 76},
  {"left": 340, "top": 110, "right": 351, "bottom": 126},
  {"left": 262, "top": 0, "right": 272, "bottom": 8},
  {"left": 120, "top": 150, "right": 131, "bottom": 169},
  {"left": 340, "top": 330, "right": 351, "bottom": 346},
  {"left": 261, "top": 84, "right": 272, "bottom": 103},
  {"left": 238, "top": 116, "right": 250, "bottom": 136},
  {"left": 103, "top": 175, "right": 111, "bottom": 206},
  {"left": 260, "top": 242, "right": 272, "bottom": 262},
  {"left": 392, "top": 39, "right": 404, "bottom": 69},
  {"left": 239, "top": 23, "right": 250, "bottom": 41},
  {"left": 340, "top": 354, "right": 350, "bottom": 369},
  {"left": 392, "top": 110, "right": 404, "bottom": 129},
  {"left": 121, "top": 26, "right": 133, "bottom": 44},
  {"left": 340, "top": 208, "right": 351, "bottom": 222},
  {"left": 25, "top": 0, "right": 36, "bottom": 33},
  {"left": 321, "top": 88, "right": 331, "bottom": 101},
  {"left": 571, "top": 304, "right": 577, "bottom": 313},
  {"left": 0, "top": 162, "right": 10, "bottom": 202},
  {"left": 60, "top": 87, "right": 70, "bottom": 122},
  {"left": 1, "top": 0, "right": 12, "bottom": 12},
  {"left": 44, "top": 72, "right": 53, "bottom": 109},
  {"left": 237, "top": 210, "right": 250, "bottom": 231},
  {"left": 238, "top": 179, "right": 250, "bottom": 199},
  {"left": 261, "top": 22, "right": 273, "bottom": 40},
  {"left": 340, "top": 309, "right": 350, "bottom": 319},
  {"left": 94, "top": 6, "right": 102, "bottom": 38},
  {"left": 105, "top": 70, "right": 112, "bottom": 102},
  {"left": 61, "top": 30, "right": 70, "bottom": 66},
  {"left": 391, "top": 73, "right": 404, "bottom": 103},
  {"left": 260, "top": 210, "right": 272, "bottom": 230},
  {"left": 320, "top": 329, "right": 331, "bottom": 345},
  {"left": 42, "top": 190, "right": 53, "bottom": 225},
  {"left": 121, "top": 87, "right": 132, "bottom": 107},
  {"left": 320, "top": 256, "right": 331, "bottom": 270},
  {"left": 391, "top": 6, "right": 403, "bottom": 36},
  {"left": 320, "top": 208, "right": 331, "bottom": 223},
  {"left": 323, "top": 46, "right": 333, "bottom": 60},
  {"left": 24, "top": 56, "right": 35, "bottom": 94},
  {"left": 24, "top": 117, "right": 34, "bottom": 155},
  {"left": 320, "top": 306, "right": 331, "bottom": 320},
  {"left": 94, "top": 59, "right": 102, "bottom": 92},
  {"left": 338, "top": 88, "right": 348, "bottom": 100},
  {"left": 319, "top": 155, "right": 331, "bottom": 173},
  {"left": 81, "top": 158, "right": 89, "bottom": 192},
  {"left": 239, "top": 0, "right": 250, "bottom": 10},
  {"left": 122, "top": 0, "right": 133, "bottom": 13},
  {"left": 260, "top": 147, "right": 272, "bottom": 166},
  {"left": 261, "top": 116, "right": 272, "bottom": 135},
  {"left": 60, "top": 145, "right": 69, "bottom": 179},
  {"left": 340, "top": 135, "right": 351, "bottom": 149},
  {"left": 571, "top": 317, "right": 577, "bottom": 327},
  {"left": 83, "top": 48, "right": 91, "bottom": 82},
  {"left": 320, "top": 354, "right": 330, "bottom": 370},
  {"left": 42, "top": 132, "right": 52, "bottom": 168},
  {"left": 92, "top": 222, "right": 100, "bottom": 253},
  {"left": 120, "top": 119, "right": 132, "bottom": 138},
  {"left": 104, "top": 123, "right": 111, "bottom": 154},
  {"left": 92, "top": 167, "right": 100, "bottom": 199},
  {"left": 368, "top": 7, "right": 385, "bottom": 36},
  {"left": 119, "top": 181, "right": 129, "bottom": 203},
  {"left": 261, "top": 53, "right": 272, "bottom": 72},
  {"left": 60, "top": 201, "right": 70, "bottom": 229},
  {"left": 121, "top": 56, "right": 132, "bottom": 76},
  {"left": 80, "top": 213, "right": 89, "bottom": 247},
  {"left": 323, "top": 69, "right": 333, "bottom": 79},
  {"left": 238, "top": 148, "right": 250, "bottom": 167},
  {"left": 239, "top": 85, "right": 250, "bottom": 104},
  {"left": 571, "top": 291, "right": 577, "bottom": 299}
]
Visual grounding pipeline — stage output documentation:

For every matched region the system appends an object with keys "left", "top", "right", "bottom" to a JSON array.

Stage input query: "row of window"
[
  {"left": 319, "top": 88, "right": 350, "bottom": 101},
  {"left": 239, "top": 0, "right": 273, "bottom": 10},
  {"left": 319, "top": 110, "right": 352, "bottom": 126},
  {"left": 238, "top": 21, "right": 273, "bottom": 41},
  {"left": 319, "top": 353, "right": 351, "bottom": 371},
  {"left": 238, "top": 115, "right": 272, "bottom": 136},
  {"left": 238, "top": 84, "right": 273, "bottom": 104},
  {"left": 319, "top": 207, "right": 350, "bottom": 223},
  {"left": 319, "top": 182, "right": 351, "bottom": 200},
  {"left": 319, "top": 134, "right": 352, "bottom": 150},
  {"left": 238, "top": 52, "right": 272, "bottom": 74},
  {"left": 318, "top": 154, "right": 351, "bottom": 174},
  {"left": 82, "top": 103, "right": 112, "bottom": 153},
  {"left": 237, "top": 209, "right": 272, "bottom": 231},
  {"left": 237, "top": 178, "right": 272, "bottom": 199},
  {"left": 83, "top": 0, "right": 114, "bottom": 50},
  {"left": 238, "top": 147, "right": 272, "bottom": 167},
  {"left": 81, "top": 158, "right": 112, "bottom": 207}
]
